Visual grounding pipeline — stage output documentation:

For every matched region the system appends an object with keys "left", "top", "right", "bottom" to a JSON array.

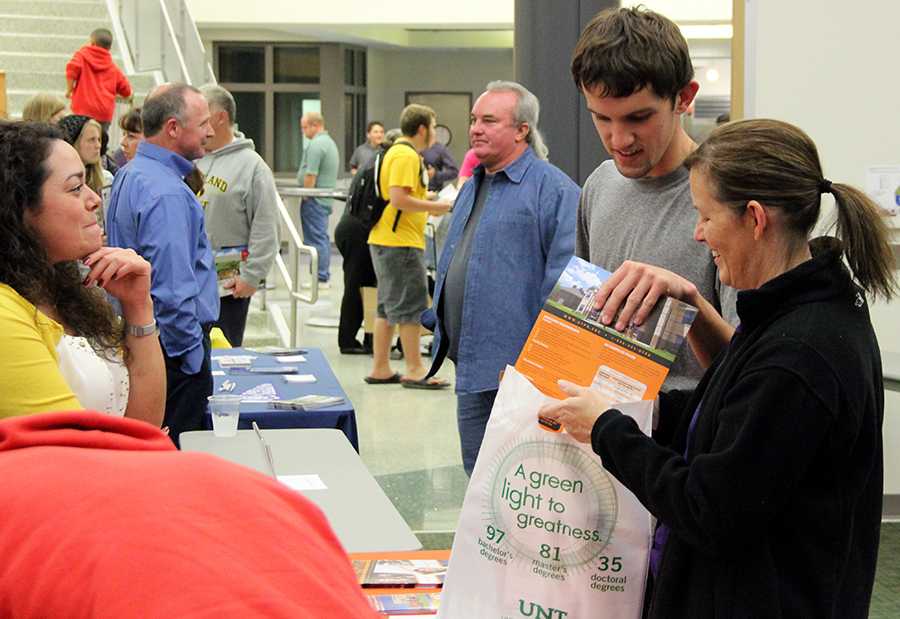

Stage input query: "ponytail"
[
  {"left": 830, "top": 183, "right": 897, "bottom": 300},
  {"left": 687, "top": 118, "right": 897, "bottom": 301}
]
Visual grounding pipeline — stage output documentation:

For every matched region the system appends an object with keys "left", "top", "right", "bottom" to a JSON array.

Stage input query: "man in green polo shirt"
[{"left": 297, "top": 111, "right": 339, "bottom": 284}]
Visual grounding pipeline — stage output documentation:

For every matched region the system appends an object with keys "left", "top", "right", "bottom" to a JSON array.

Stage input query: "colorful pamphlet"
[
  {"left": 368, "top": 592, "right": 440, "bottom": 614},
  {"left": 353, "top": 559, "right": 449, "bottom": 589},
  {"left": 215, "top": 246, "right": 248, "bottom": 297},
  {"left": 515, "top": 255, "right": 698, "bottom": 404}
]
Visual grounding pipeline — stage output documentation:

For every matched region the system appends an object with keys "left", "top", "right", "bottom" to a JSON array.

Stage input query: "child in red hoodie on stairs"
[{"left": 65, "top": 27, "right": 132, "bottom": 129}]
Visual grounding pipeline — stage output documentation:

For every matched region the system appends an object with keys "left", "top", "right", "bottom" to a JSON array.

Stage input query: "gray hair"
[
  {"left": 141, "top": 83, "right": 201, "bottom": 138},
  {"left": 484, "top": 80, "right": 549, "bottom": 160},
  {"left": 383, "top": 128, "right": 403, "bottom": 147},
  {"left": 302, "top": 111, "right": 324, "bottom": 127},
  {"left": 200, "top": 84, "right": 236, "bottom": 125}
]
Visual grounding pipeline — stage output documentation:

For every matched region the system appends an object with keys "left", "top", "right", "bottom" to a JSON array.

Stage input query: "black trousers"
[
  {"left": 163, "top": 331, "right": 212, "bottom": 448},
  {"left": 217, "top": 295, "right": 252, "bottom": 347},
  {"left": 335, "top": 214, "right": 377, "bottom": 349}
]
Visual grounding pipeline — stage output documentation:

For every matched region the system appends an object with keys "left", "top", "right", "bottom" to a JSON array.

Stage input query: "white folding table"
[{"left": 181, "top": 428, "right": 422, "bottom": 553}]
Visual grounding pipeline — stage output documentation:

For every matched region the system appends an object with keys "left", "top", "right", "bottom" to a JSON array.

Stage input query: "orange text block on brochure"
[{"left": 514, "top": 256, "right": 698, "bottom": 403}]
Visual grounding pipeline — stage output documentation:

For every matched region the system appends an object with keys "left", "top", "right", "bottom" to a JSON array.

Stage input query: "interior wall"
[
  {"left": 188, "top": 0, "right": 513, "bottom": 26},
  {"left": 367, "top": 47, "right": 514, "bottom": 161},
  {"left": 745, "top": 0, "right": 900, "bottom": 495}
]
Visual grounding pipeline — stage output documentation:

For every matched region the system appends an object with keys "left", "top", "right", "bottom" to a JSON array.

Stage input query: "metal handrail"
[
  {"left": 273, "top": 191, "right": 319, "bottom": 347},
  {"left": 277, "top": 187, "right": 348, "bottom": 201},
  {"left": 105, "top": 0, "right": 135, "bottom": 74},
  {"left": 157, "top": 0, "right": 191, "bottom": 84},
  {"left": 115, "top": 0, "right": 211, "bottom": 87},
  {"left": 174, "top": 0, "right": 217, "bottom": 84}
]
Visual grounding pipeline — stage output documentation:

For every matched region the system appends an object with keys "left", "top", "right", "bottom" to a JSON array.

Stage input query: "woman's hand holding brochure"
[{"left": 538, "top": 380, "right": 615, "bottom": 442}]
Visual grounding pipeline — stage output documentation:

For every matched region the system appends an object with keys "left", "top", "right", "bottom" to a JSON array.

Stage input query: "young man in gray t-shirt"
[{"left": 570, "top": 7, "right": 738, "bottom": 390}]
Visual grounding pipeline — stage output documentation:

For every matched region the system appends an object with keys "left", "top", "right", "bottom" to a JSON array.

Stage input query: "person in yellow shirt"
[
  {"left": 366, "top": 104, "right": 452, "bottom": 389},
  {"left": 0, "top": 122, "right": 164, "bottom": 425}
]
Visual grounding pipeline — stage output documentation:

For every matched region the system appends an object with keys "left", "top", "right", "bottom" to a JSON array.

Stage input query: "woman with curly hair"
[{"left": 0, "top": 122, "right": 164, "bottom": 425}]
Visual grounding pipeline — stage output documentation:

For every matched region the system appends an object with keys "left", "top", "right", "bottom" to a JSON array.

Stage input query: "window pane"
[
  {"left": 232, "top": 91, "right": 265, "bottom": 158},
  {"left": 274, "top": 46, "right": 319, "bottom": 84},
  {"left": 218, "top": 46, "right": 265, "bottom": 83},
  {"left": 344, "top": 93, "right": 354, "bottom": 169},
  {"left": 344, "top": 49, "right": 354, "bottom": 86},
  {"left": 355, "top": 93, "right": 367, "bottom": 147},
  {"left": 357, "top": 50, "right": 367, "bottom": 87},
  {"left": 274, "top": 92, "right": 320, "bottom": 173}
]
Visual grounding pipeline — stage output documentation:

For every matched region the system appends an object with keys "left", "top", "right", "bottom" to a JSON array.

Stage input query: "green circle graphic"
[{"left": 485, "top": 439, "right": 618, "bottom": 569}]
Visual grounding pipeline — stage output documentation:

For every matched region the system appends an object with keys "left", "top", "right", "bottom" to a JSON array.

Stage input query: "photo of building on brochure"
[
  {"left": 544, "top": 256, "right": 697, "bottom": 365},
  {"left": 515, "top": 256, "right": 698, "bottom": 403}
]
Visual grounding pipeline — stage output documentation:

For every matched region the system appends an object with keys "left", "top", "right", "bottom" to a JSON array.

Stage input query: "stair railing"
[
  {"left": 271, "top": 189, "right": 333, "bottom": 347},
  {"left": 115, "top": 0, "right": 215, "bottom": 87}
]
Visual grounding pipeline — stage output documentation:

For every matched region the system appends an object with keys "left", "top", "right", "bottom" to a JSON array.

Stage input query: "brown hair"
[
  {"left": 21, "top": 93, "right": 67, "bottom": 123},
  {"left": 72, "top": 119, "right": 107, "bottom": 200},
  {"left": 571, "top": 6, "right": 693, "bottom": 102},
  {"left": 399, "top": 104, "right": 435, "bottom": 138},
  {"left": 120, "top": 107, "right": 143, "bottom": 134},
  {"left": 90, "top": 28, "right": 113, "bottom": 50},
  {"left": 686, "top": 119, "right": 897, "bottom": 300}
]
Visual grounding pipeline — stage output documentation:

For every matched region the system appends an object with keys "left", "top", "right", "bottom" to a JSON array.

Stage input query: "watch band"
[{"left": 126, "top": 319, "right": 158, "bottom": 337}]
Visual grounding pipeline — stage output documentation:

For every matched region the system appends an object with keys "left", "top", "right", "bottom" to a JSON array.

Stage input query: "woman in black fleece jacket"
[{"left": 541, "top": 119, "right": 896, "bottom": 619}]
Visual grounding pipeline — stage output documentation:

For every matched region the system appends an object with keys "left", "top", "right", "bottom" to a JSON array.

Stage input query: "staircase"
[
  {"left": 0, "top": 0, "right": 287, "bottom": 347},
  {"left": 0, "top": 0, "right": 156, "bottom": 119}
]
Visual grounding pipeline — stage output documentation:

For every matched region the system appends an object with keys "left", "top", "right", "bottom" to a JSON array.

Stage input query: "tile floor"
[{"left": 264, "top": 253, "right": 900, "bottom": 617}]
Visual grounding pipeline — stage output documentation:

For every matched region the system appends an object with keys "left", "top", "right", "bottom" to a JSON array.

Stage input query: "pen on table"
[{"left": 252, "top": 421, "right": 277, "bottom": 479}]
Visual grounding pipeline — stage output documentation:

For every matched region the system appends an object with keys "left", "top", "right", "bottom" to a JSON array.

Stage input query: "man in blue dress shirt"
[
  {"left": 423, "top": 81, "right": 580, "bottom": 475},
  {"left": 106, "top": 83, "right": 218, "bottom": 445}
]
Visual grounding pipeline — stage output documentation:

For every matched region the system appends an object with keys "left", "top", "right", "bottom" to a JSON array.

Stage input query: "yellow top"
[
  {"left": 368, "top": 140, "right": 429, "bottom": 250},
  {"left": 0, "top": 283, "right": 82, "bottom": 419}
]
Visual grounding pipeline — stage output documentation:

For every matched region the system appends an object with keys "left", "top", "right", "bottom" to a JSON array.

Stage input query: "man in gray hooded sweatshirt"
[{"left": 198, "top": 84, "right": 279, "bottom": 346}]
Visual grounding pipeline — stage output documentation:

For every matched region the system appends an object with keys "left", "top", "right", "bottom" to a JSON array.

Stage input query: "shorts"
[{"left": 369, "top": 244, "right": 428, "bottom": 324}]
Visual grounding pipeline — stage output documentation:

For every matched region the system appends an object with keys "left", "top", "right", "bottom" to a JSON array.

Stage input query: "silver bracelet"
[{"left": 126, "top": 319, "right": 158, "bottom": 337}]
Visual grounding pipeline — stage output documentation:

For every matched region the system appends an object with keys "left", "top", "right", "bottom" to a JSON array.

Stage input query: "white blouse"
[{"left": 56, "top": 335, "right": 130, "bottom": 416}]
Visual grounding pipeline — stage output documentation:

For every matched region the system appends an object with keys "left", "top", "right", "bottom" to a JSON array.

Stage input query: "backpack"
[{"left": 345, "top": 141, "right": 420, "bottom": 233}]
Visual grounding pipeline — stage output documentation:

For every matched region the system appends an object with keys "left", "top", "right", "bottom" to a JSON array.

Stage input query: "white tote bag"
[{"left": 439, "top": 367, "right": 654, "bottom": 619}]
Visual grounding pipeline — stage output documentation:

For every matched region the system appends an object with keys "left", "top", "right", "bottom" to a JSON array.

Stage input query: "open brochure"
[
  {"left": 515, "top": 255, "right": 698, "bottom": 404},
  {"left": 214, "top": 246, "right": 248, "bottom": 297},
  {"left": 367, "top": 592, "right": 440, "bottom": 615},
  {"left": 353, "top": 559, "right": 449, "bottom": 589}
]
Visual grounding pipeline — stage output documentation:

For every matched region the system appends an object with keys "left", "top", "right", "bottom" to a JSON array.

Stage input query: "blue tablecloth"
[{"left": 208, "top": 347, "right": 359, "bottom": 451}]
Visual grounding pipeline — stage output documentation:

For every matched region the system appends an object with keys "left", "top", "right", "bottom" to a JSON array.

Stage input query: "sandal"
[
  {"left": 400, "top": 377, "right": 450, "bottom": 390},
  {"left": 364, "top": 372, "right": 402, "bottom": 385}
]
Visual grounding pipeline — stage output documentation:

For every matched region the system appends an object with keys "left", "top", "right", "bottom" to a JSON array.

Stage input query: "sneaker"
[{"left": 300, "top": 281, "right": 331, "bottom": 290}]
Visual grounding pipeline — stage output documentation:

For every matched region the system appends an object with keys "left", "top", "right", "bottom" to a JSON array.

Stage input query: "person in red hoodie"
[
  {"left": 65, "top": 28, "right": 133, "bottom": 126},
  {"left": 0, "top": 411, "right": 381, "bottom": 618}
]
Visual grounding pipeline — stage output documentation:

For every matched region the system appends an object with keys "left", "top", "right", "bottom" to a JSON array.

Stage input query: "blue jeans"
[
  {"left": 300, "top": 198, "right": 331, "bottom": 282},
  {"left": 457, "top": 389, "right": 498, "bottom": 476}
]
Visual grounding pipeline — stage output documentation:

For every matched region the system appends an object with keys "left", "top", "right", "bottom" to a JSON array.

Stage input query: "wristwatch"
[{"left": 126, "top": 319, "right": 158, "bottom": 337}]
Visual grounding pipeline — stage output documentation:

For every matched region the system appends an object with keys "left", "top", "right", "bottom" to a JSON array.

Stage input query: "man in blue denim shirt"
[
  {"left": 107, "top": 84, "right": 218, "bottom": 445},
  {"left": 423, "top": 82, "right": 580, "bottom": 475}
]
